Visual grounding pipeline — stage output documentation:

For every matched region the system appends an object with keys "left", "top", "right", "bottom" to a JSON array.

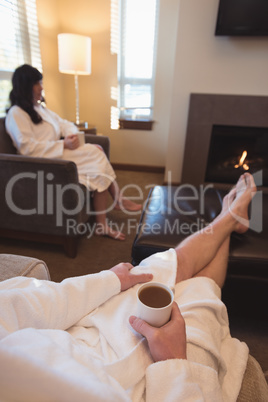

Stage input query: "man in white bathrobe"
[{"left": 0, "top": 173, "right": 256, "bottom": 401}]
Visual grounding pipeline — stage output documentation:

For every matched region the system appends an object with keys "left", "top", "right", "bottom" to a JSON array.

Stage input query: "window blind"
[
  {"left": 118, "top": 0, "right": 159, "bottom": 123},
  {"left": 0, "top": 0, "right": 42, "bottom": 117}
]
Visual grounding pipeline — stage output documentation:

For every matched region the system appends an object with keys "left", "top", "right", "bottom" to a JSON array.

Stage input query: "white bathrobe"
[
  {"left": 0, "top": 249, "right": 249, "bottom": 402},
  {"left": 5, "top": 105, "right": 116, "bottom": 192}
]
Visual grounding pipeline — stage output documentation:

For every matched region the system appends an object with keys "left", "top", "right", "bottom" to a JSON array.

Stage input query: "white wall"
[{"left": 165, "top": 0, "right": 268, "bottom": 183}]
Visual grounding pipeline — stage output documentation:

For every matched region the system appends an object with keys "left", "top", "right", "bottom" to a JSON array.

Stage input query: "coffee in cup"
[{"left": 137, "top": 282, "right": 174, "bottom": 327}]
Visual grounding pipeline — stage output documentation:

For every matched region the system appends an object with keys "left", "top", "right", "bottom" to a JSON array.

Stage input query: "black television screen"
[{"left": 215, "top": 0, "right": 268, "bottom": 36}]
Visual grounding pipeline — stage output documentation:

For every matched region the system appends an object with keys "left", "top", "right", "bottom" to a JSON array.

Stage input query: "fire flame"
[{"left": 234, "top": 150, "right": 249, "bottom": 170}]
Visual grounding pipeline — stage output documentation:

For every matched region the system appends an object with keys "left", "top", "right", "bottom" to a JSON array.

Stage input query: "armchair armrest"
[
  {"left": 0, "top": 254, "right": 51, "bottom": 281},
  {"left": 0, "top": 153, "right": 79, "bottom": 185},
  {"left": 0, "top": 154, "right": 87, "bottom": 234},
  {"left": 85, "top": 134, "right": 110, "bottom": 159}
]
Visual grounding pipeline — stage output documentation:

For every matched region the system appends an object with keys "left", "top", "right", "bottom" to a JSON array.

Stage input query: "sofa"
[
  {"left": 0, "top": 117, "right": 110, "bottom": 257},
  {"left": 0, "top": 253, "right": 267, "bottom": 401}
]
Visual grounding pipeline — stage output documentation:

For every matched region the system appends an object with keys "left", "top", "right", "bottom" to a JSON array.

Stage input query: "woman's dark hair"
[{"left": 8, "top": 64, "right": 43, "bottom": 124}]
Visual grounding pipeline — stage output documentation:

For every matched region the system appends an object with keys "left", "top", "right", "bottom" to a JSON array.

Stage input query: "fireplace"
[
  {"left": 205, "top": 124, "right": 268, "bottom": 186},
  {"left": 182, "top": 94, "right": 268, "bottom": 190}
]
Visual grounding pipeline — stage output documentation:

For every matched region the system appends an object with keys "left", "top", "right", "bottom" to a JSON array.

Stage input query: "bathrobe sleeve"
[
  {"left": 42, "top": 107, "right": 79, "bottom": 137},
  {"left": 145, "top": 359, "right": 223, "bottom": 401},
  {"left": 0, "top": 270, "right": 121, "bottom": 340},
  {"left": 0, "top": 271, "right": 133, "bottom": 402},
  {"left": 5, "top": 105, "right": 65, "bottom": 158}
]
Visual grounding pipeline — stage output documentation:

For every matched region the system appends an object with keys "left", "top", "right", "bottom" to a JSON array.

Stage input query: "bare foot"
[
  {"left": 114, "top": 197, "right": 142, "bottom": 212},
  {"left": 221, "top": 187, "right": 236, "bottom": 214},
  {"left": 225, "top": 173, "right": 257, "bottom": 233},
  {"left": 95, "top": 223, "right": 126, "bottom": 240}
]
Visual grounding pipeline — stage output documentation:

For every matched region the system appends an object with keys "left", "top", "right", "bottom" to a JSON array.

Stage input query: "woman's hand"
[
  {"left": 110, "top": 262, "right": 153, "bottom": 291},
  {"left": 63, "top": 134, "right": 80, "bottom": 150}
]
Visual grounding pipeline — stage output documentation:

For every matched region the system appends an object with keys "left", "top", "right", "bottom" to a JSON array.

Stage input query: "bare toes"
[
  {"left": 95, "top": 224, "right": 125, "bottom": 241},
  {"left": 229, "top": 173, "right": 257, "bottom": 233},
  {"left": 115, "top": 198, "right": 142, "bottom": 212}
]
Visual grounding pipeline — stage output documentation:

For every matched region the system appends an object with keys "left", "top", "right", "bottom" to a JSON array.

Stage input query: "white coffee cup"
[
  {"left": 137, "top": 282, "right": 174, "bottom": 327},
  {"left": 76, "top": 131, "right": 85, "bottom": 147}
]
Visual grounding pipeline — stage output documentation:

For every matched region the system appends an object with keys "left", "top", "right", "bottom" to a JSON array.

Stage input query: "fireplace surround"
[{"left": 182, "top": 93, "right": 268, "bottom": 190}]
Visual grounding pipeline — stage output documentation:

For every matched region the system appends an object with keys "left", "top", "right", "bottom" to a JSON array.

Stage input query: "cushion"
[{"left": 237, "top": 355, "right": 268, "bottom": 401}]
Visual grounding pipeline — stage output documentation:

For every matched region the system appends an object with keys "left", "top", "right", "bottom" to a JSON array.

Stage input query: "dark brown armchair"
[{"left": 0, "top": 117, "right": 111, "bottom": 257}]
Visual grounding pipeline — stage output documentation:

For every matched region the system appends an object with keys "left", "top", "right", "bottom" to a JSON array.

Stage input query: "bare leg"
[
  {"left": 108, "top": 181, "right": 120, "bottom": 208},
  {"left": 108, "top": 181, "right": 142, "bottom": 212},
  {"left": 175, "top": 173, "right": 256, "bottom": 287},
  {"left": 91, "top": 144, "right": 141, "bottom": 211},
  {"left": 93, "top": 190, "right": 125, "bottom": 240},
  {"left": 192, "top": 230, "right": 230, "bottom": 288}
]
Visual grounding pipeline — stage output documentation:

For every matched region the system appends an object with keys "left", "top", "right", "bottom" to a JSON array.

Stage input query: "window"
[
  {"left": 0, "top": 0, "right": 42, "bottom": 117},
  {"left": 111, "top": 0, "right": 159, "bottom": 130}
]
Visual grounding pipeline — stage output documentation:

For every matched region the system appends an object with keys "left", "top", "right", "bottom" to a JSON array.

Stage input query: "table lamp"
[{"left": 58, "top": 33, "right": 91, "bottom": 128}]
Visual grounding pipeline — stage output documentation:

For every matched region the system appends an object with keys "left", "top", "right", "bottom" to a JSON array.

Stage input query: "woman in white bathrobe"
[{"left": 5, "top": 64, "right": 141, "bottom": 240}]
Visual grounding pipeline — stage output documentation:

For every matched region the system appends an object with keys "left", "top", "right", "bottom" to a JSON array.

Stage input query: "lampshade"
[{"left": 58, "top": 33, "right": 91, "bottom": 75}]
